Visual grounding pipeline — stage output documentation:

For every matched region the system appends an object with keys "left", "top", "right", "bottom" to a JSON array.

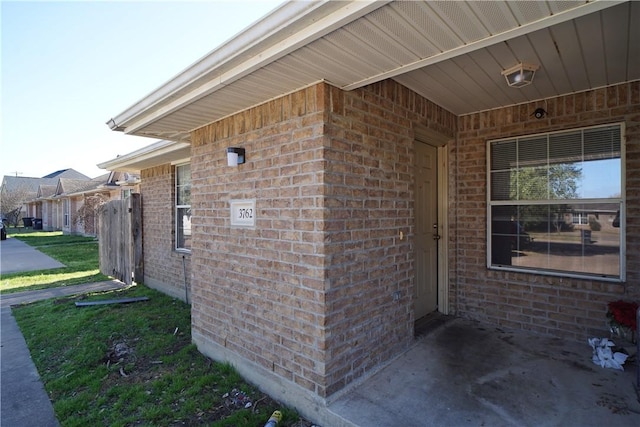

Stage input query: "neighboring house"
[
  {"left": 1, "top": 169, "right": 90, "bottom": 226},
  {"left": 35, "top": 184, "right": 57, "bottom": 230},
  {"left": 27, "top": 171, "right": 140, "bottom": 236},
  {"left": 101, "top": 1, "right": 639, "bottom": 424}
]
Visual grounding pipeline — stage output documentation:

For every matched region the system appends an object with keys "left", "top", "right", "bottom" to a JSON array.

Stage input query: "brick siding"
[
  {"left": 140, "top": 165, "right": 191, "bottom": 301},
  {"left": 141, "top": 78, "right": 638, "bottom": 405},
  {"left": 454, "top": 81, "right": 640, "bottom": 341},
  {"left": 189, "top": 81, "right": 455, "bottom": 398}
]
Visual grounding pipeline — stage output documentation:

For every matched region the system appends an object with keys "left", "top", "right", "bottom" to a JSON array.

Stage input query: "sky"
[{"left": 1, "top": 0, "right": 283, "bottom": 180}]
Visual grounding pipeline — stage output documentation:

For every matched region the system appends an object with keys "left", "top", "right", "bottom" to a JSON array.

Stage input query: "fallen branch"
[{"left": 252, "top": 396, "right": 267, "bottom": 413}]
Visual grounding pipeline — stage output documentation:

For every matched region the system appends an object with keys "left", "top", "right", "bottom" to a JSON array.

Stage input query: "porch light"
[
  {"left": 227, "top": 147, "right": 245, "bottom": 167},
  {"left": 501, "top": 63, "right": 538, "bottom": 88}
]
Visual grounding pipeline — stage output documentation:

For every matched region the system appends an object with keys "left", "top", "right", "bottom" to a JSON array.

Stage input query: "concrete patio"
[{"left": 325, "top": 317, "right": 640, "bottom": 426}]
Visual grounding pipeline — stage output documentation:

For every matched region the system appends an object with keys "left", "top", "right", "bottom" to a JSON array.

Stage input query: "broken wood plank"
[{"left": 75, "top": 297, "right": 149, "bottom": 307}]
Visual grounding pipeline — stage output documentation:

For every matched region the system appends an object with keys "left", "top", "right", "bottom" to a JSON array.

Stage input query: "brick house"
[
  {"left": 27, "top": 171, "right": 140, "bottom": 235},
  {"left": 1, "top": 168, "right": 89, "bottom": 226},
  {"left": 101, "top": 1, "right": 639, "bottom": 423}
]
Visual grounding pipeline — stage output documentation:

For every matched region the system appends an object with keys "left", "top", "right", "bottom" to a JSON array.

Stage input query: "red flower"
[{"left": 607, "top": 300, "right": 639, "bottom": 331}]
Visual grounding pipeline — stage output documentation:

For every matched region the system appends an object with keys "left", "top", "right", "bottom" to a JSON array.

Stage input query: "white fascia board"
[
  {"left": 343, "top": 0, "right": 625, "bottom": 90},
  {"left": 109, "top": 0, "right": 389, "bottom": 135},
  {"left": 97, "top": 140, "right": 190, "bottom": 171}
]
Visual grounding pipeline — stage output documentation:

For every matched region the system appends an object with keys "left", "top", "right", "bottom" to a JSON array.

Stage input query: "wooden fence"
[{"left": 98, "top": 194, "right": 142, "bottom": 285}]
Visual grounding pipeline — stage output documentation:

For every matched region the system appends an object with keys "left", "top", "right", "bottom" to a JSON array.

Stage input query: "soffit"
[
  {"left": 115, "top": 0, "right": 638, "bottom": 142},
  {"left": 98, "top": 141, "right": 191, "bottom": 173}
]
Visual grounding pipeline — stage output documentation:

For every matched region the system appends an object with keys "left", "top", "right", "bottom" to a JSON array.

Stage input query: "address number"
[
  {"left": 230, "top": 199, "right": 256, "bottom": 227},
  {"left": 238, "top": 208, "right": 253, "bottom": 219}
]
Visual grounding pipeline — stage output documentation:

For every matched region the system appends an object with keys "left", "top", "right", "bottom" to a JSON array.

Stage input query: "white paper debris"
[{"left": 588, "top": 337, "right": 628, "bottom": 371}]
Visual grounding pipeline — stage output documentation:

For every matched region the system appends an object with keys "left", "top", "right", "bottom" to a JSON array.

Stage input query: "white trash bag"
[{"left": 588, "top": 337, "right": 628, "bottom": 371}]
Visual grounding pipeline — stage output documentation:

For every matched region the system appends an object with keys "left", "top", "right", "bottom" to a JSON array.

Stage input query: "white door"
[{"left": 414, "top": 141, "right": 439, "bottom": 319}]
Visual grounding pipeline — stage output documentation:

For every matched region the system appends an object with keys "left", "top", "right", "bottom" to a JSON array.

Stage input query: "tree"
[
  {"left": 513, "top": 164, "right": 581, "bottom": 200},
  {"left": 73, "top": 193, "right": 108, "bottom": 235},
  {"left": 511, "top": 163, "right": 582, "bottom": 232},
  {"left": 0, "top": 183, "right": 32, "bottom": 226}
]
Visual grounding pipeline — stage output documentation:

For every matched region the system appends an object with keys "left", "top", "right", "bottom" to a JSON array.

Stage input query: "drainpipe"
[{"left": 182, "top": 255, "right": 188, "bottom": 303}]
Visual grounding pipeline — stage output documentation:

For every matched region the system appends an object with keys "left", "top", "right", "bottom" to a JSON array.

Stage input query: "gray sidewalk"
[
  {"left": 1, "top": 236, "right": 126, "bottom": 427},
  {"left": 1, "top": 236, "right": 65, "bottom": 274}
]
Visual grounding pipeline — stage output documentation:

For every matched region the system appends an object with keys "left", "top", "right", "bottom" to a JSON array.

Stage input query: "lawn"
[
  {"left": 1, "top": 230, "right": 110, "bottom": 293},
  {"left": 13, "top": 286, "right": 307, "bottom": 426},
  {"left": 6, "top": 231, "right": 312, "bottom": 426}
]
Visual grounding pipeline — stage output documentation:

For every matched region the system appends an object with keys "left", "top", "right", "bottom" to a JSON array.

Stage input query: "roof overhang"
[
  {"left": 107, "top": 0, "right": 638, "bottom": 143},
  {"left": 107, "top": 0, "right": 387, "bottom": 141},
  {"left": 98, "top": 140, "right": 191, "bottom": 172}
]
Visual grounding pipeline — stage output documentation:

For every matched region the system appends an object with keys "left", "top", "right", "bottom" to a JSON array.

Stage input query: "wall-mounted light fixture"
[
  {"left": 227, "top": 147, "right": 245, "bottom": 167},
  {"left": 501, "top": 62, "right": 539, "bottom": 88}
]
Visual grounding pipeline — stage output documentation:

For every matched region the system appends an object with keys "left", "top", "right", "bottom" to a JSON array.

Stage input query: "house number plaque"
[{"left": 230, "top": 199, "right": 256, "bottom": 227}]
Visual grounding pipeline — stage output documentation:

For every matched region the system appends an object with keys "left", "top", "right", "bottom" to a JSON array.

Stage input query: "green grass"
[
  {"left": 13, "top": 286, "right": 305, "bottom": 426},
  {"left": 1, "top": 230, "right": 110, "bottom": 293},
  {"left": 6, "top": 230, "right": 310, "bottom": 426}
]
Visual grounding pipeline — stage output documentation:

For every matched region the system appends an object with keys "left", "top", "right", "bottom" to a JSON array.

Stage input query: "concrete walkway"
[
  {"left": 1, "top": 281, "right": 128, "bottom": 427},
  {"left": 1, "top": 236, "right": 127, "bottom": 427},
  {"left": 1, "top": 236, "right": 65, "bottom": 274}
]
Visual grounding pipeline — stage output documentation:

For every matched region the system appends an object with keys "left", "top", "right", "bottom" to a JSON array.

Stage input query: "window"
[
  {"left": 487, "top": 124, "right": 624, "bottom": 281},
  {"left": 175, "top": 164, "right": 191, "bottom": 251},
  {"left": 121, "top": 189, "right": 132, "bottom": 199},
  {"left": 63, "top": 199, "right": 70, "bottom": 228},
  {"left": 571, "top": 213, "right": 589, "bottom": 225}
]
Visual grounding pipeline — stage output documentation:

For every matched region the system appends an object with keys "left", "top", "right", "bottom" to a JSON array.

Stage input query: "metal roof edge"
[
  {"left": 107, "top": 0, "right": 389, "bottom": 134},
  {"left": 98, "top": 140, "right": 190, "bottom": 171}
]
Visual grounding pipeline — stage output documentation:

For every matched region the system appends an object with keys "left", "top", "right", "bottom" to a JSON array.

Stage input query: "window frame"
[
  {"left": 175, "top": 163, "right": 191, "bottom": 252},
  {"left": 63, "top": 198, "right": 70, "bottom": 228},
  {"left": 486, "top": 123, "right": 625, "bottom": 282}
]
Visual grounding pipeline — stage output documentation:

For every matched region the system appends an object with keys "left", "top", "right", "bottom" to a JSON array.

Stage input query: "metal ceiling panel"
[
  {"left": 629, "top": 2, "right": 640, "bottom": 79},
  {"left": 548, "top": 20, "right": 589, "bottom": 92},
  {"left": 115, "top": 1, "right": 638, "bottom": 140},
  {"left": 287, "top": 47, "right": 363, "bottom": 87},
  {"left": 547, "top": 1, "right": 589, "bottom": 15},
  {"left": 426, "top": 1, "right": 488, "bottom": 42},
  {"left": 360, "top": 8, "right": 434, "bottom": 60},
  {"left": 393, "top": 1, "right": 464, "bottom": 51},
  {"left": 394, "top": 68, "right": 469, "bottom": 113},
  {"left": 602, "top": 3, "right": 631, "bottom": 82},
  {"left": 466, "top": 1, "right": 520, "bottom": 35},
  {"left": 516, "top": 30, "right": 565, "bottom": 95},
  {"left": 449, "top": 55, "right": 507, "bottom": 110},
  {"left": 508, "top": 1, "right": 553, "bottom": 24},
  {"left": 574, "top": 11, "right": 607, "bottom": 88},
  {"left": 310, "top": 36, "right": 387, "bottom": 78},
  {"left": 324, "top": 30, "right": 397, "bottom": 72}
]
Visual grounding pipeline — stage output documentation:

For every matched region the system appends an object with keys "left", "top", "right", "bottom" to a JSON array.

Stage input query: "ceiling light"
[{"left": 501, "top": 63, "right": 539, "bottom": 88}]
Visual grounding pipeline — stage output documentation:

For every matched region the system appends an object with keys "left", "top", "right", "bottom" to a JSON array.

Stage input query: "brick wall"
[
  {"left": 190, "top": 84, "right": 330, "bottom": 397},
  {"left": 323, "top": 81, "right": 455, "bottom": 394},
  {"left": 140, "top": 165, "right": 191, "bottom": 301},
  {"left": 454, "top": 81, "right": 640, "bottom": 341},
  {"left": 189, "top": 81, "right": 455, "bottom": 400}
]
